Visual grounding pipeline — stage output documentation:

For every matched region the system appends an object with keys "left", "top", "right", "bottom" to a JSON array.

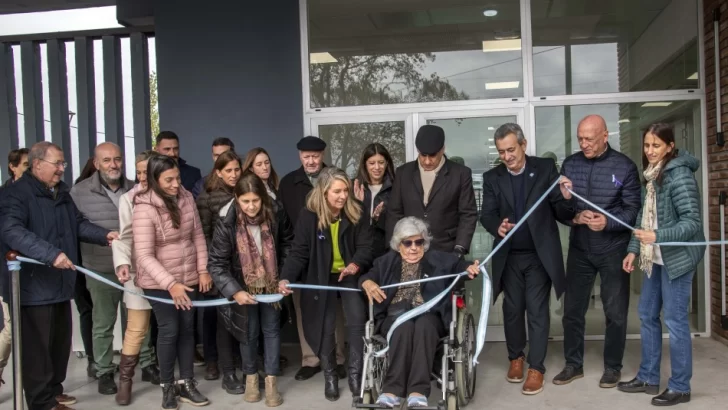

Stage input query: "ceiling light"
[
  {"left": 483, "top": 9, "right": 498, "bottom": 17},
  {"left": 488, "top": 138, "right": 493, "bottom": 141},
  {"left": 608, "top": 131, "right": 620, "bottom": 136},
  {"left": 487, "top": 127, "right": 495, "bottom": 131},
  {"left": 485, "top": 81, "right": 520, "bottom": 90},
  {"left": 310, "top": 52, "right": 337, "bottom": 64},
  {"left": 618, "top": 119, "right": 630, "bottom": 124},
  {"left": 641, "top": 102, "right": 672, "bottom": 107},
  {"left": 687, "top": 72, "right": 698, "bottom": 80},
  {"left": 488, "top": 145, "right": 496, "bottom": 149},
  {"left": 489, "top": 152, "right": 498, "bottom": 155},
  {"left": 482, "top": 39, "right": 521, "bottom": 53}
]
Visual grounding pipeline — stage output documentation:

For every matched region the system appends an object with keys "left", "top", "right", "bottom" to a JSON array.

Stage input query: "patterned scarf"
[
  {"left": 639, "top": 162, "right": 663, "bottom": 278},
  {"left": 236, "top": 210, "right": 280, "bottom": 308}
]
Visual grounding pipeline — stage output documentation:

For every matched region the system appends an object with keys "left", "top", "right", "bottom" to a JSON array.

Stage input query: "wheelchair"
[{"left": 354, "top": 288, "right": 478, "bottom": 410}]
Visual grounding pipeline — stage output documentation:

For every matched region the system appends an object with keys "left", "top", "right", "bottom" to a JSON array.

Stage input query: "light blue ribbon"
[{"left": 9, "top": 256, "right": 283, "bottom": 306}]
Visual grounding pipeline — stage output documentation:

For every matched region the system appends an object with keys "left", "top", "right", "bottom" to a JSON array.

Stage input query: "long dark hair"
[
  {"left": 356, "top": 143, "right": 395, "bottom": 186},
  {"left": 7, "top": 148, "right": 29, "bottom": 180},
  {"left": 641, "top": 123, "right": 678, "bottom": 185},
  {"left": 137, "top": 155, "right": 181, "bottom": 229},
  {"left": 241, "top": 147, "right": 280, "bottom": 190},
  {"left": 204, "top": 151, "right": 242, "bottom": 193},
  {"left": 234, "top": 172, "right": 274, "bottom": 225},
  {"left": 75, "top": 157, "right": 97, "bottom": 185}
]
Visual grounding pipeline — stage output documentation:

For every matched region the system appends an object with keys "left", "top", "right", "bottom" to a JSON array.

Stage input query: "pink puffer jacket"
[{"left": 132, "top": 186, "right": 208, "bottom": 291}]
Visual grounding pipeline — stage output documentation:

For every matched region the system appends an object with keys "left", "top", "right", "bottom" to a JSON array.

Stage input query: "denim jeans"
[
  {"left": 243, "top": 302, "right": 281, "bottom": 376},
  {"left": 636, "top": 264, "right": 693, "bottom": 393}
]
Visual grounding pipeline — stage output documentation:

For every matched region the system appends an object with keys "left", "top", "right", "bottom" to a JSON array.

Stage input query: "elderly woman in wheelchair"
[{"left": 358, "top": 217, "right": 480, "bottom": 409}]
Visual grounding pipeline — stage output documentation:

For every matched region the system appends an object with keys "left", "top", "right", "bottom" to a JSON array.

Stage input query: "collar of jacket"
[
  {"left": 89, "top": 171, "right": 134, "bottom": 196},
  {"left": 23, "top": 170, "right": 70, "bottom": 199},
  {"left": 292, "top": 164, "right": 328, "bottom": 185},
  {"left": 365, "top": 174, "right": 393, "bottom": 191},
  {"left": 585, "top": 144, "right": 613, "bottom": 163}
]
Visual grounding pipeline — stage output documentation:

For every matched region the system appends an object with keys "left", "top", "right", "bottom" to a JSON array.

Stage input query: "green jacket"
[{"left": 627, "top": 152, "right": 705, "bottom": 280}]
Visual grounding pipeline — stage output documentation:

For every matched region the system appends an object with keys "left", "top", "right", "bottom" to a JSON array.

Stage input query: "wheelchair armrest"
[{"left": 372, "top": 335, "right": 387, "bottom": 345}]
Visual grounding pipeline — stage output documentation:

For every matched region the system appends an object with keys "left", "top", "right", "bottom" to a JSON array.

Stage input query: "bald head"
[
  {"left": 576, "top": 115, "right": 609, "bottom": 159},
  {"left": 94, "top": 142, "right": 123, "bottom": 188}
]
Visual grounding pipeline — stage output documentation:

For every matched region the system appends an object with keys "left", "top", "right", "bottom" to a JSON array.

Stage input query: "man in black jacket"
[
  {"left": 278, "top": 136, "right": 346, "bottom": 382},
  {"left": 0, "top": 141, "right": 116, "bottom": 410},
  {"left": 480, "top": 123, "right": 575, "bottom": 395},
  {"left": 154, "top": 131, "right": 202, "bottom": 193},
  {"left": 552, "top": 114, "right": 641, "bottom": 389},
  {"left": 386, "top": 125, "right": 478, "bottom": 258}
]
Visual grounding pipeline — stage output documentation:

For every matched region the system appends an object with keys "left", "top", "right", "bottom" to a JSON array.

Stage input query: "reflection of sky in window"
[{"left": 533, "top": 43, "right": 619, "bottom": 96}]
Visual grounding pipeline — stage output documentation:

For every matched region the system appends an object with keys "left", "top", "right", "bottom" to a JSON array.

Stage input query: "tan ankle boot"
[
  {"left": 264, "top": 376, "right": 283, "bottom": 407},
  {"left": 244, "top": 374, "right": 261, "bottom": 403}
]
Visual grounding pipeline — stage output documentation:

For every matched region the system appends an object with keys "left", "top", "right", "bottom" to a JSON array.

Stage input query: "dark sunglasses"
[{"left": 401, "top": 239, "right": 425, "bottom": 248}]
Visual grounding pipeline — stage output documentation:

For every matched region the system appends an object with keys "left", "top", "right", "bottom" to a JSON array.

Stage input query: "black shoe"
[
  {"left": 651, "top": 389, "right": 690, "bottom": 406},
  {"left": 98, "top": 372, "right": 118, "bottom": 395},
  {"left": 222, "top": 373, "right": 245, "bottom": 395},
  {"left": 87, "top": 360, "right": 98, "bottom": 379},
  {"left": 142, "top": 364, "right": 161, "bottom": 385},
  {"left": 599, "top": 368, "right": 621, "bottom": 388},
  {"left": 552, "top": 366, "right": 584, "bottom": 385},
  {"left": 294, "top": 366, "right": 321, "bottom": 381},
  {"left": 161, "top": 383, "right": 179, "bottom": 410},
  {"left": 324, "top": 372, "right": 339, "bottom": 401},
  {"left": 618, "top": 377, "right": 659, "bottom": 395},
  {"left": 204, "top": 362, "right": 220, "bottom": 381},
  {"left": 193, "top": 350, "right": 205, "bottom": 367},
  {"left": 280, "top": 355, "right": 289, "bottom": 368},
  {"left": 178, "top": 378, "right": 210, "bottom": 406},
  {"left": 336, "top": 364, "right": 347, "bottom": 380}
]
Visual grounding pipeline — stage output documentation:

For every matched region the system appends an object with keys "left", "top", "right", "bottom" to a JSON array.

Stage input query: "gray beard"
[{"left": 100, "top": 171, "right": 123, "bottom": 187}]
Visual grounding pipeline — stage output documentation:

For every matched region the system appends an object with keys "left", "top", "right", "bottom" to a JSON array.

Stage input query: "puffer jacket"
[
  {"left": 196, "top": 185, "right": 235, "bottom": 243},
  {"left": 70, "top": 171, "right": 134, "bottom": 273},
  {"left": 627, "top": 152, "right": 706, "bottom": 280},
  {"left": 132, "top": 186, "right": 207, "bottom": 291},
  {"left": 561, "top": 145, "right": 642, "bottom": 254}
]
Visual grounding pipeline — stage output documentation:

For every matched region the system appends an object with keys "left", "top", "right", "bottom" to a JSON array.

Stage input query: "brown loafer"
[
  {"left": 506, "top": 356, "right": 525, "bottom": 383},
  {"left": 56, "top": 394, "right": 77, "bottom": 405},
  {"left": 522, "top": 369, "right": 545, "bottom": 395}
]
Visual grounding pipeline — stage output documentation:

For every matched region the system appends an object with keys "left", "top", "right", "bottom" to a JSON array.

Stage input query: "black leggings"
[{"left": 319, "top": 276, "right": 366, "bottom": 371}]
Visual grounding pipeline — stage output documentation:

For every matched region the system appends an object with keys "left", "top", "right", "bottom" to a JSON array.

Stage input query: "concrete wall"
[{"left": 154, "top": 0, "right": 304, "bottom": 175}]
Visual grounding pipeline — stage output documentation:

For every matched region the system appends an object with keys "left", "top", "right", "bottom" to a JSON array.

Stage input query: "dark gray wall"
[{"left": 154, "top": 0, "right": 304, "bottom": 174}]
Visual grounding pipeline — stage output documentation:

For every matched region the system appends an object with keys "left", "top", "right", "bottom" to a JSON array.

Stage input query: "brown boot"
[
  {"left": 115, "top": 354, "right": 139, "bottom": 405},
  {"left": 244, "top": 373, "right": 261, "bottom": 403},
  {"left": 522, "top": 369, "right": 545, "bottom": 395},
  {"left": 506, "top": 356, "right": 525, "bottom": 383},
  {"left": 264, "top": 376, "right": 283, "bottom": 407}
]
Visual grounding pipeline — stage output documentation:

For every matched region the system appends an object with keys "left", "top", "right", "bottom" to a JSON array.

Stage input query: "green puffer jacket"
[{"left": 627, "top": 151, "right": 705, "bottom": 280}]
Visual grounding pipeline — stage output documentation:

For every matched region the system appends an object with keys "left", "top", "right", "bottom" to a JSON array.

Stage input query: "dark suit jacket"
[
  {"left": 479, "top": 156, "right": 575, "bottom": 299},
  {"left": 278, "top": 165, "right": 327, "bottom": 227},
  {"left": 386, "top": 159, "right": 478, "bottom": 254}
]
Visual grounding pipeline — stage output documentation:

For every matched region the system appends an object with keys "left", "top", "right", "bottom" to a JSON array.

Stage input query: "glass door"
[{"left": 416, "top": 109, "right": 526, "bottom": 342}]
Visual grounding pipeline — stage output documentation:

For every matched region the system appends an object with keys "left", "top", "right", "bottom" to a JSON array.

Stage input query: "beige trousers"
[
  {"left": 293, "top": 292, "right": 346, "bottom": 367},
  {"left": 0, "top": 297, "right": 12, "bottom": 377}
]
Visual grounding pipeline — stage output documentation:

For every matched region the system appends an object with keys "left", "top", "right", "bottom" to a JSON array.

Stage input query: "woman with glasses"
[
  {"left": 277, "top": 167, "right": 373, "bottom": 401},
  {"left": 358, "top": 217, "right": 480, "bottom": 408}
]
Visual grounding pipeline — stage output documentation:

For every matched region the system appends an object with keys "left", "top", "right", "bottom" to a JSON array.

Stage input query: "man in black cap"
[
  {"left": 278, "top": 136, "right": 347, "bottom": 382},
  {"left": 386, "top": 124, "right": 478, "bottom": 257}
]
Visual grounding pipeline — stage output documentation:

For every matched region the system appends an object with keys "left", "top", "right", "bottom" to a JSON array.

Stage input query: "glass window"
[
  {"left": 318, "top": 121, "right": 407, "bottom": 178},
  {"left": 530, "top": 0, "right": 699, "bottom": 96},
  {"left": 535, "top": 100, "right": 705, "bottom": 335},
  {"left": 307, "top": 1, "right": 523, "bottom": 108}
]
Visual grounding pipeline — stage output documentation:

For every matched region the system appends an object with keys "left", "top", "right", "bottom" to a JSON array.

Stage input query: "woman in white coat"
[{"left": 111, "top": 150, "right": 160, "bottom": 405}]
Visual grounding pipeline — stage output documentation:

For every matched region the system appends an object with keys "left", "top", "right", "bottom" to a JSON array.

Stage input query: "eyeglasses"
[
  {"left": 401, "top": 239, "right": 425, "bottom": 248},
  {"left": 40, "top": 159, "right": 68, "bottom": 169}
]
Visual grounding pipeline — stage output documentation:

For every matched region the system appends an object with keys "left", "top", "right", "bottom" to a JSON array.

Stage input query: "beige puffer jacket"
[{"left": 132, "top": 186, "right": 207, "bottom": 291}]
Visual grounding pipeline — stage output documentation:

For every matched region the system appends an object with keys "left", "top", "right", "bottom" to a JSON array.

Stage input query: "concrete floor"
[{"left": 1, "top": 338, "right": 727, "bottom": 410}]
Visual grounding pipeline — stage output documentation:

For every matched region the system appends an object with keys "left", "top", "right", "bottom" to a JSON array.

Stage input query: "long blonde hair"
[{"left": 306, "top": 167, "right": 361, "bottom": 230}]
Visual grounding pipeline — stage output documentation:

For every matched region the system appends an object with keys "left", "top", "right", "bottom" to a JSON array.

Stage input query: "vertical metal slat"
[
  {"left": 130, "top": 33, "right": 151, "bottom": 153},
  {"left": 47, "top": 39, "right": 72, "bottom": 185},
  {"left": 74, "top": 37, "right": 97, "bottom": 164},
  {"left": 0, "top": 43, "right": 19, "bottom": 181},
  {"left": 102, "top": 35, "right": 124, "bottom": 152},
  {"left": 20, "top": 41, "right": 44, "bottom": 144}
]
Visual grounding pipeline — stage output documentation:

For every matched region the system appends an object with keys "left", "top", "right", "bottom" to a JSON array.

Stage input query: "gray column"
[
  {"left": 20, "top": 41, "right": 44, "bottom": 144},
  {"left": 0, "top": 43, "right": 19, "bottom": 182},
  {"left": 47, "top": 39, "right": 73, "bottom": 185},
  {"left": 102, "top": 35, "right": 124, "bottom": 152},
  {"left": 74, "top": 37, "right": 97, "bottom": 164},
  {"left": 130, "top": 32, "right": 151, "bottom": 153}
]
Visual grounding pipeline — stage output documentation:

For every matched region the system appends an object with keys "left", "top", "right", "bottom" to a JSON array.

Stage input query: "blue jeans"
[
  {"left": 243, "top": 302, "right": 280, "bottom": 376},
  {"left": 636, "top": 264, "right": 693, "bottom": 393}
]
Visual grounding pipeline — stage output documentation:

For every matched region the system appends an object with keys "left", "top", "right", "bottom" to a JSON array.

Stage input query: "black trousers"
[
  {"left": 147, "top": 289, "right": 198, "bottom": 384},
  {"left": 381, "top": 313, "right": 444, "bottom": 398},
  {"left": 502, "top": 252, "right": 552, "bottom": 374},
  {"left": 202, "top": 303, "right": 218, "bottom": 363},
  {"left": 562, "top": 247, "right": 629, "bottom": 371},
  {"left": 21, "top": 301, "right": 72, "bottom": 410},
  {"left": 73, "top": 272, "right": 94, "bottom": 361},
  {"left": 320, "top": 275, "right": 365, "bottom": 380}
]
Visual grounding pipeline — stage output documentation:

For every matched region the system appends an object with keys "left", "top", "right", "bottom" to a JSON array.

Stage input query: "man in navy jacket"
[
  {"left": 0, "top": 142, "right": 115, "bottom": 410},
  {"left": 154, "top": 131, "right": 202, "bottom": 193}
]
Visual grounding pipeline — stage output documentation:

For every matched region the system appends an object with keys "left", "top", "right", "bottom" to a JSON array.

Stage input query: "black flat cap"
[
  {"left": 296, "top": 136, "right": 327, "bottom": 152},
  {"left": 415, "top": 125, "right": 445, "bottom": 155}
]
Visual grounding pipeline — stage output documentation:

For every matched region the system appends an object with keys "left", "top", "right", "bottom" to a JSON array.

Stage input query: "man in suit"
[
  {"left": 480, "top": 123, "right": 575, "bottom": 395},
  {"left": 386, "top": 125, "right": 478, "bottom": 257}
]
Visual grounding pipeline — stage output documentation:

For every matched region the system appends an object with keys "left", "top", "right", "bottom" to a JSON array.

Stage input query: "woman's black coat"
[
  {"left": 357, "top": 249, "right": 474, "bottom": 333},
  {"left": 207, "top": 203, "right": 294, "bottom": 344},
  {"left": 279, "top": 208, "right": 374, "bottom": 355},
  {"left": 360, "top": 176, "right": 393, "bottom": 259}
]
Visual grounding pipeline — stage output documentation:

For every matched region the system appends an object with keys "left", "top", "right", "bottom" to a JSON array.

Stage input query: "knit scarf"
[
  {"left": 639, "top": 162, "right": 663, "bottom": 278},
  {"left": 236, "top": 211, "right": 280, "bottom": 308}
]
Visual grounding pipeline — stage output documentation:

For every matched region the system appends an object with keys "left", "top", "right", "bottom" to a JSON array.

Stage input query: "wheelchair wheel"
[
  {"left": 370, "top": 338, "right": 388, "bottom": 398},
  {"left": 455, "top": 312, "right": 477, "bottom": 406},
  {"left": 447, "top": 393, "right": 458, "bottom": 410},
  {"left": 362, "top": 391, "right": 373, "bottom": 404}
]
